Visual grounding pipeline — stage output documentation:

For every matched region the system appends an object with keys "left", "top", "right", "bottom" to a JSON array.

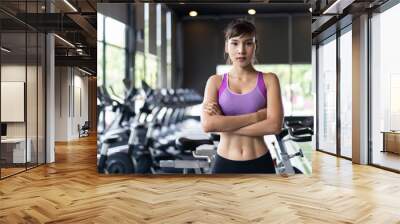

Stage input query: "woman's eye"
[
  {"left": 231, "top": 42, "right": 238, "bottom": 46},
  {"left": 246, "top": 42, "right": 253, "bottom": 46}
]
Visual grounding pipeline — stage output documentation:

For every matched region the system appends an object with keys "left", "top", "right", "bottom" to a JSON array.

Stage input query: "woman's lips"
[{"left": 236, "top": 57, "right": 246, "bottom": 61}]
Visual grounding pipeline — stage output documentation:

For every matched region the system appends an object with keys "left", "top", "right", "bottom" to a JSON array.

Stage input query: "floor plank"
[{"left": 1, "top": 134, "right": 400, "bottom": 223}]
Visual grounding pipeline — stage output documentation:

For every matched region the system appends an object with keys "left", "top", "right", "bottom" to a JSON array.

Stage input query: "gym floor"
[{"left": 0, "top": 135, "right": 399, "bottom": 223}]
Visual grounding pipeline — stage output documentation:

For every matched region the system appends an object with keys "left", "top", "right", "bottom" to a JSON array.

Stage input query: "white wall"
[
  {"left": 75, "top": 70, "right": 89, "bottom": 139},
  {"left": 55, "top": 67, "right": 89, "bottom": 141},
  {"left": 1, "top": 64, "right": 46, "bottom": 164},
  {"left": 1, "top": 65, "right": 26, "bottom": 139},
  {"left": 55, "top": 66, "right": 68, "bottom": 141}
]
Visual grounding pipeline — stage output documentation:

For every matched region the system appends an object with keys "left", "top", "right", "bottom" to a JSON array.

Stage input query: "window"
[
  {"left": 105, "top": 45, "right": 125, "bottom": 97},
  {"left": 371, "top": 3, "right": 400, "bottom": 171},
  {"left": 132, "top": 4, "right": 158, "bottom": 89},
  {"left": 97, "top": 13, "right": 126, "bottom": 98},
  {"left": 134, "top": 52, "right": 145, "bottom": 88},
  {"left": 339, "top": 28, "right": 352, "bottom": 158},
  {"left": 166, "top": 11, "right": 172, "bottom": 88},
  {"left": 105, "top": 17, "right": 126, "bottom": 48},
  {"left": 97, "top": 41, "right": 103, "bottom": 87},
  {"left": 317, "top": 36, "right": 337, "bottom": 154},
  {"left": 97, "top": 13, "right": 128, "bottom": 130},
  {"left": 0, "top": 3, "right": 46, "bottom": 179}
]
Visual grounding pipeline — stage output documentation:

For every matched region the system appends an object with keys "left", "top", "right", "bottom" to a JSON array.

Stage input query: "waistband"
[{"left": 215, "top": 151, "right": 271, "bottom": 163}]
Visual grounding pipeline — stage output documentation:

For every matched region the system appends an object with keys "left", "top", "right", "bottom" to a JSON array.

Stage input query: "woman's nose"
[{"left": 237, "top": 44, "right": 245, "bottom": 53}]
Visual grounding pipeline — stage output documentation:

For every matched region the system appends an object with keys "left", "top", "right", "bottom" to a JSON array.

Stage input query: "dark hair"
[
  {"left": 225, "top": 19, "right": 256, "bottom": 40},
  {"left": 224, "top": 19, "right": 258, "bottom": 64}
]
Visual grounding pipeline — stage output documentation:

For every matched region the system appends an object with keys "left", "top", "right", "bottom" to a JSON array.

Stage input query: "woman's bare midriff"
[{"left": 217, "top": 132, "right": 269, "bottom": 160}]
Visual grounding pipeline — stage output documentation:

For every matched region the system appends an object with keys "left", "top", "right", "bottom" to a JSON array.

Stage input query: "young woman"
[{"left": 201, "top": 19, "right": 284, "bottom": 174}]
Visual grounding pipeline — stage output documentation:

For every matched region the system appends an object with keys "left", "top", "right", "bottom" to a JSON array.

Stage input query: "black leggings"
[{"left": 212, "top": 151, "right": 276, "bottom": 174}]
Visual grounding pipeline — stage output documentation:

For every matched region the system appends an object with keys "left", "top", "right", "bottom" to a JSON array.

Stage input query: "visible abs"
[{"left": 217, "top": 133, "right": 268, "bottom": 161}]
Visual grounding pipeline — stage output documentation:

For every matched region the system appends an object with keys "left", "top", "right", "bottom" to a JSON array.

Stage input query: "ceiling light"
[
  {"left": 1, "top": 47, "right": 11, "bottom": 53},
  {"left": 248, "top": 9, "right": 256, "bottom": 15},
  {"left": 309, "top": 7, "right": 313, "bottom": 13},
  {"left": 41, "top": 5, "right": 46, "bottom": 11},
  {"left": 189, "top": 11, "right": 197, "bottom": 17},
  {"left": 322, "top": 0, "right": 354, "bottom": 15},
  {"left": 63, "top": 0, "right": 78, "bottom": 12},
  {"left": 78, "top": 67, "right": 92, "bottom": 76},
  {"left": 54, "top": 34, "right": 75, "bottom": 48}
]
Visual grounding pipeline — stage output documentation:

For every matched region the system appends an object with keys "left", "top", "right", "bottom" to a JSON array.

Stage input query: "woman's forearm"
[
  {"left": 230, "top": 117, "right": 282, "bottom": 137},
  {"left": 201, "top": 112, "right": 261, "bottom": 133}
]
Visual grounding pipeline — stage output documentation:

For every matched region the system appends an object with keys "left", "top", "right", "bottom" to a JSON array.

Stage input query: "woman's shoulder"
[
  {"left": 260, "top": 72, "right": 278, "bottom": 79},
  {"left": 260, "top": 72, "right": 279, "bottom": 86},
  {"left": 207, "top": 74, "right": 224, "bottom": 87}
]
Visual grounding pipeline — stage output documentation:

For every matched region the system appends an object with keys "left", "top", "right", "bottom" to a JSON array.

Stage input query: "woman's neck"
[{"left": 229, "top": 64, "right": 257, "bottom": 78}]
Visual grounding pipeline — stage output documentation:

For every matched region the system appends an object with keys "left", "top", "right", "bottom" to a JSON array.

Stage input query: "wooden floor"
[
  {"left": 0, "top": 167, "right": 25, "bottom": 177},
  {"left": 1, "top": 135, "right": 400, "bottom": 223},
  {"left": 1, "top": 163, "right": 44, "bottom": 178}
]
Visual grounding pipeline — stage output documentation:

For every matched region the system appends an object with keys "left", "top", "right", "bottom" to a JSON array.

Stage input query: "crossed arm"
[{"left": 200, "top": 73, "right": 284, "bottom": 137}]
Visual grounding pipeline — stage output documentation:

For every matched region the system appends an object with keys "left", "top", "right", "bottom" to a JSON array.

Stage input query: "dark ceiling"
[
  {"left": 0, "top": 0, "right": 97, "bottom": 74},
  {"left": 166, "top": 2, "right": 310, "bottom": 17}
]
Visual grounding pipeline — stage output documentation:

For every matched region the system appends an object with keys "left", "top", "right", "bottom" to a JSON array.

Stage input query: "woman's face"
[{"left": 225, "top": 34, "right": 256, "bottom": 67}]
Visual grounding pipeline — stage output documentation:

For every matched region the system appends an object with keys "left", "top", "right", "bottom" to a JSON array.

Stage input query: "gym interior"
[
  {"left": 1, "top": 0, "right": 400, "bottom": 223},
  {"left": 96, "top": 3, "right": 313, "bottom": 175}
]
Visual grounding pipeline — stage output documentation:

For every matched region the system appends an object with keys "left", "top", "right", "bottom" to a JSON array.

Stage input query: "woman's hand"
[{"left": 203, "top": 102, "right": 222, "bottom": 116}]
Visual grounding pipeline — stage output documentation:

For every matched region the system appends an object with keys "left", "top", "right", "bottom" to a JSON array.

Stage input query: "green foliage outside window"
[{"left": 134, "top": 52, "right": 158, "bottom": 89}]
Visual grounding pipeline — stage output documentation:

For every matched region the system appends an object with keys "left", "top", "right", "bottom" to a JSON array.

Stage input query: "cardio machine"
[{"left": 98, "top": 81, "right": 207, "bottom": 174}]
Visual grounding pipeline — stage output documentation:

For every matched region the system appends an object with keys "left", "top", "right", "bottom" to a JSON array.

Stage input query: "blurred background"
[{"left": 96, "top": 2, "right": 313, "bottom": 175}]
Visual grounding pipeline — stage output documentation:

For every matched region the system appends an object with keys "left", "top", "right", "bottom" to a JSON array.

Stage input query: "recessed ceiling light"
[
  {"left": 1, "top": 47, "right": 11, "bottom": 53},
  {"left": 248, "top": 9, "right": 256, "bottom": 15},
  {"left": 189, "top": 11, "right": 197, "bottom": 17}
]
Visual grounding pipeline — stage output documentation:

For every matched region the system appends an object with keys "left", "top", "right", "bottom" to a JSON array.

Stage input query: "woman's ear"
[
  {"left": 225, "top": 41, "right": 228, "bottom": 53},
  {"left": 253, "top": 39, "right": 258, "bottom": 64}
]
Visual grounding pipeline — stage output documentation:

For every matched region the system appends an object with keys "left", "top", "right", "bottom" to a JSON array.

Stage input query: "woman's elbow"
[
  {"left": 271, "top": 122, "right": 283, "bottom": 135},
  {"left": 201, "top": 120, "right": 214, "bottom": 133},
  {"left": 261, "top": 126, "right": 281, "bottom": 136},
  {"left": 272, "top": 125, "right": 282, "bottom": 135}
]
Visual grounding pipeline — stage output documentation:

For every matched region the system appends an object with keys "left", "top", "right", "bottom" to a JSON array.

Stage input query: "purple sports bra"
[{"left": 218, "top": 72, "right": 267, "bottom": 116}]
